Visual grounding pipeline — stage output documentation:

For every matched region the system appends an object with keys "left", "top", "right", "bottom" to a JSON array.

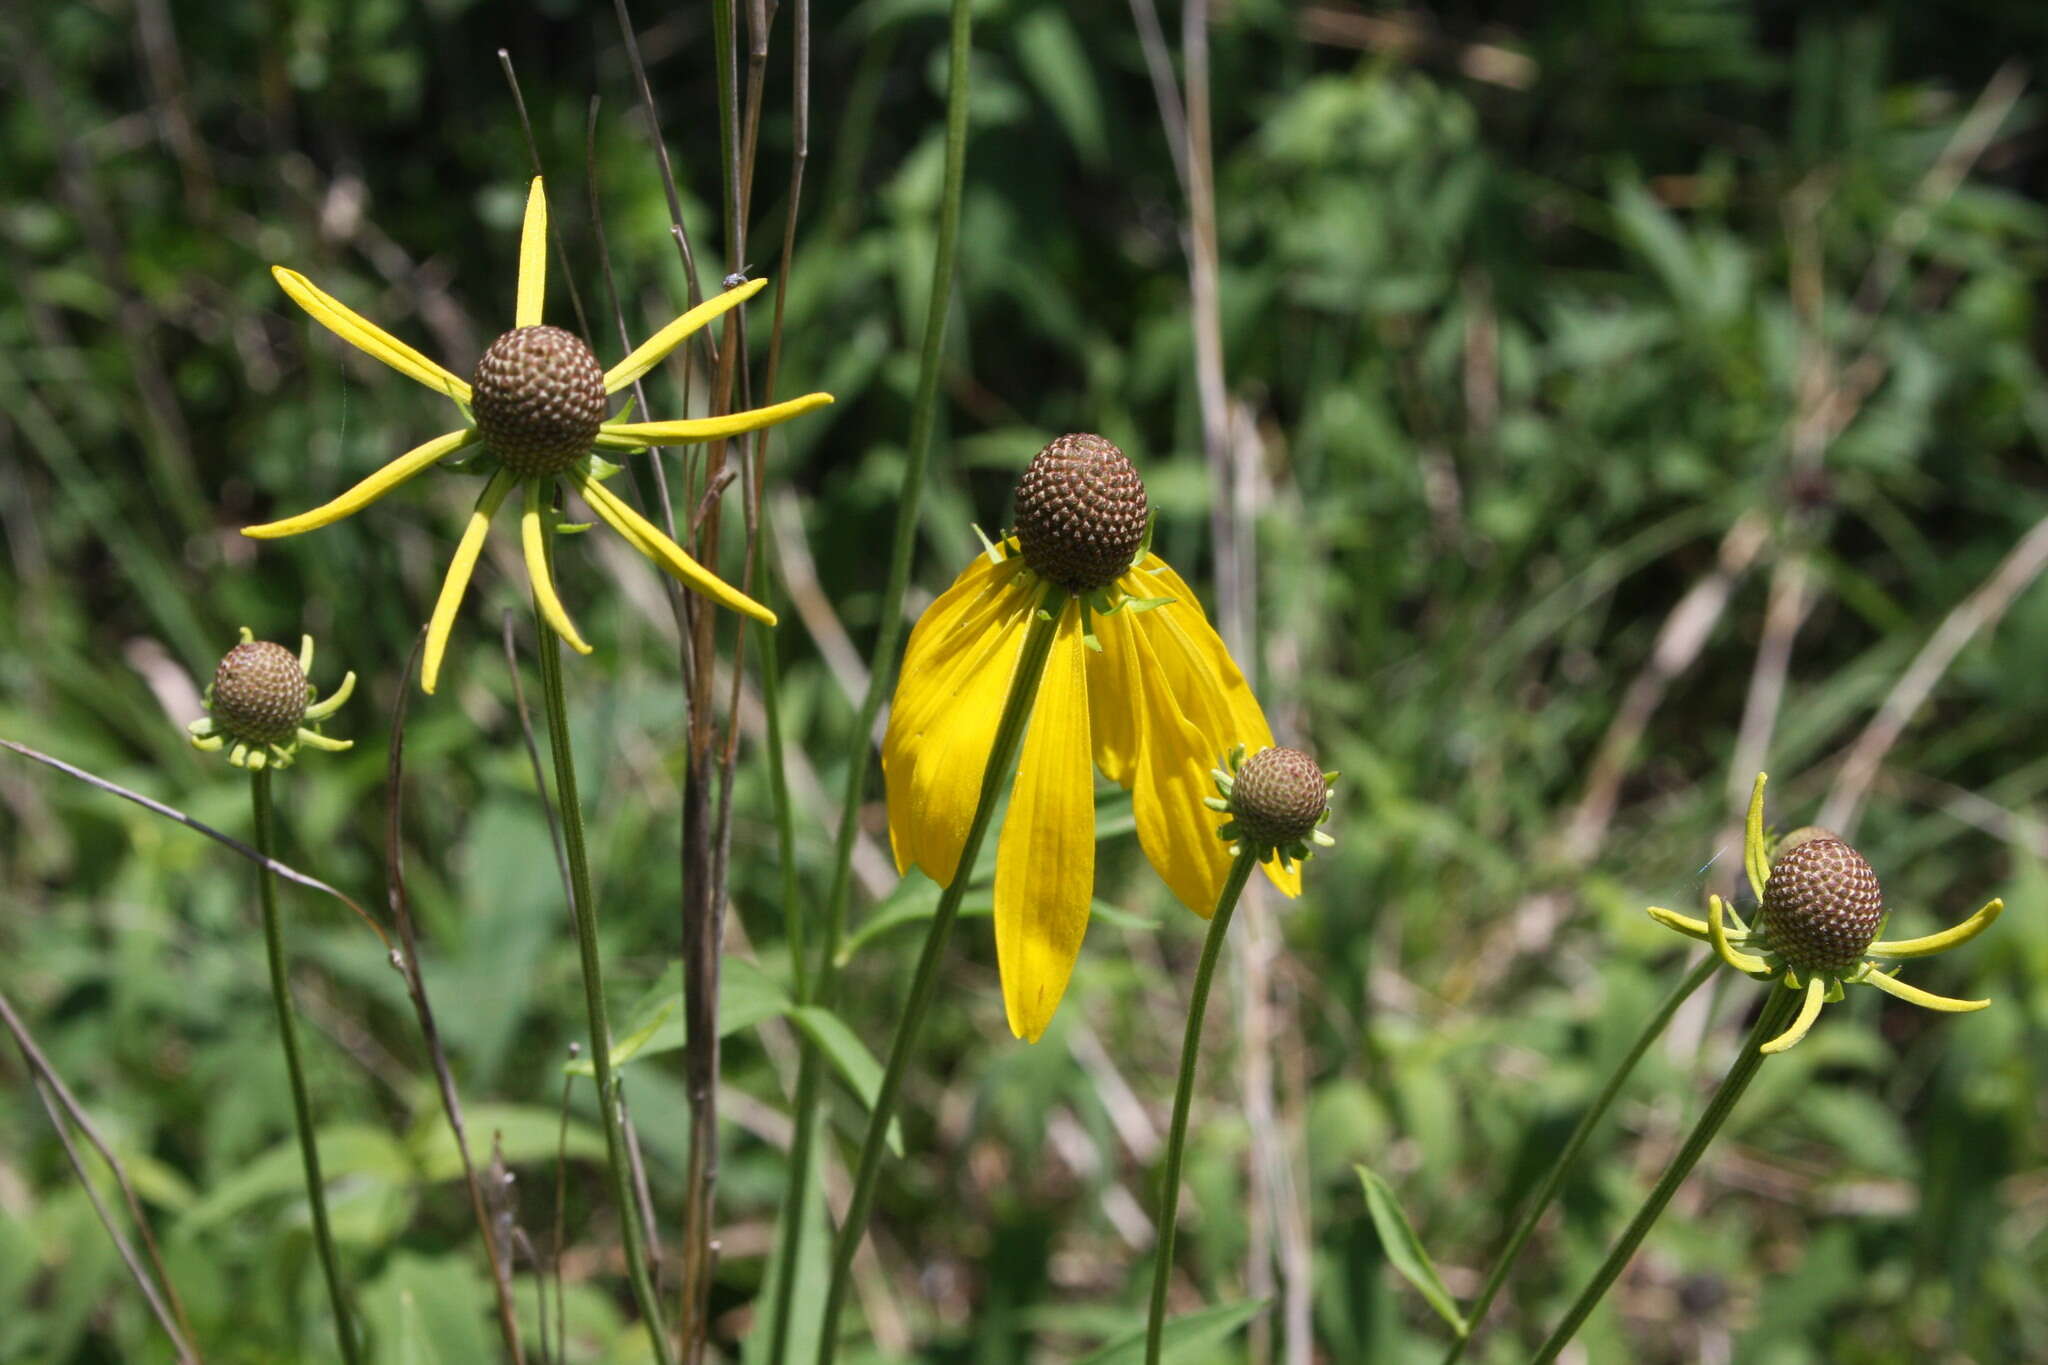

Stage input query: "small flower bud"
[
  {"left": 211, "top": 641, "right": 308, "bottom": 744},
  {"left": 1012, "top": 433, "right": 1149, "bottom": 591},
  {"left": 471, "top": 324, "right": 607, "bottom": 477},
  {"left": 1759, "top": 833, "right": 1884, "bottom": 974},
  {"left": 1229, "top": 746, "right": 1331, "bottom": 850}
]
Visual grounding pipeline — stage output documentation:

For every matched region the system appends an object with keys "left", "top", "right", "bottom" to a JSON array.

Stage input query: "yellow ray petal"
[
  {"left": 1860, "top": 967, "right": 1989, "bottom": 1012},
  {"left": 1760, "top": 975, "right": 1828, "bottom": 1054},
  {"left": 1708, "top": 893, "right": 1771, "bottom": 975},
  {"left": 243, "top": 428, "right": 477, "bottom": 539},
  {"left": 569, "top": 467, "right": 777, "bottom": 626},
  {"left": 1646, "top": 905, "right": 1713, "bottom": 941},
  {"left": 1119, "top": 619, "right": 1240, "bottom": 917},
  {"left": 516, "top": 177, "right": 547, "bottom": 328},
  {"left": 1870, "top": 898, "right": 2004, "bottom": 959},
  {"left": 995, "top": 600, "right": 1095, "bottom": 1042},
  {"left": 603, "top": 276, "right": 770, "bottom": 393},
  {"left": 422, "top": 470, "right": 517, "bottom": 694},
  {"left": 882, "top": 568, "right": 1038, "bottom": 884},
  {"left": 600, "top": 392, "right": 835, "bottom": 445},
  {"left": 272, "top": 266, "right": 472, "bottom": 403},
  {"left": 1122, "top": 574, "right": 1301, "bottom": 898},
  {"left": 1743, "top": 771, "right": 1770, "bottom": 904},
  {"left": 523, "top": 480, "right": 591, "bottom": 656}
]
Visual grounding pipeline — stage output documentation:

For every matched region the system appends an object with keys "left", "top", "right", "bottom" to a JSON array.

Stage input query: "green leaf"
[
  {"left": 407, "top": 1103, "right": 609, "bottom": 1182},
  {"left": 1013, "top": 8, "right": 1108, "bottom": 167},
  {"left": 788, "top": 1006, "right": 905, "bottom": 1158},
  {"left": 181, "top": 1124, "right": 413, "bottom": 1232},
  {"left": 566, "top": 958, "right": 793, "bottom": 1075},
  {"left": 1072, "top": 1300, "right": 1268, "bottom": 1364},
  {"left": 1357, "top": 1165, "right": 1468, "bottom": 1336}
]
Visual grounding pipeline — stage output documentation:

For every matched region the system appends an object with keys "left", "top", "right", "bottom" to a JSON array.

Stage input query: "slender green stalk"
[
  {"left": 815, "top": 589, "right": 1060, "bottom": 1364},
  {"left": 769, "top": 0, "right": 974, "bottom": 1356},
  {"left": 1145, "top": 848, "right": 1260, "bottom": 1365},
  {"left": 1529, "top": 983, "right": 1798, "bottom": 1364},
  {"left": 531, "top": 597, "right": 677, "bottom": 1365},
  {"left": 251, "top": 768, "right": 361, "bottom": 1365},
  {"left": 1443, "top": 953, "right": 1718, "bottom": 1363}
]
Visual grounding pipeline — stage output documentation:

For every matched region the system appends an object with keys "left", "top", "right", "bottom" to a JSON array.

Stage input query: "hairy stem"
[
  {"left": 1146, "top": 847, "right": 1259, "bottom": 1364},
  {"left": 532, "top": 596, "right": 677, "bottom": 1365},
  {"left": 252, "top": 767, "right": 361, "bottom": 1365},
  {"left": 1530, "top": 982, "right": 1797, "bottom": 1363},
  {"left": 814, "top": 587, "right": 1060, "bottom": 1364}
]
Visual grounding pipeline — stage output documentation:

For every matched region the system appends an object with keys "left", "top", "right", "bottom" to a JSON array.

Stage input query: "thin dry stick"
[
  {"left": 387, "top": 630, "right": 527, "bottom": 1365},
  {"left": 0, "top": 986, "right": 201, "bottom": 1363},
  {"left": 1820, "top": 511, "right": 2048, "bottom": 837},
  {"left": 0, "top": 737, "right": 390, "bottom": 951}
]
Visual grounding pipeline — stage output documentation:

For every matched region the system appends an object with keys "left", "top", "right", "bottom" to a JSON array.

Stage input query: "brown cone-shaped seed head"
[
  {"left": 1759, "top": 835, "right": 1884, "bottom": 973},
  {"left": 1231, "top": 746, "right": 1329, "bottom": 848},
  {"left": 1013, "top": 433, "right": 1148, "bottom": 591},
  {"left": 212, "top": 641, "right": 307, "bottom": 744},
  {"left": 471, "top": 325, "right": 607, "bottom": 477}
]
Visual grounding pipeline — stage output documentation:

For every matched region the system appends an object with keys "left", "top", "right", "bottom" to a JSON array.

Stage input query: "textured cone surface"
[
  {"left": 1013, "top": 433, "right": 1148, "bottom": 591},
  {"left": 1232, "top": 747, "right": 1328, "bottom": 848},
  {"left": 1760, "top": 836, "right": 1884, "bottom": 973},
  {"left": 471, "top": 325, "right": 606, "bottom": 477},
  {"left": 213, "top": 642, "right": 307, "bottom": 744}
]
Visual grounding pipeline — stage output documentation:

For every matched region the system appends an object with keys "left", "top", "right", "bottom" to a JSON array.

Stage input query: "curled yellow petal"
[
  {"left": 568, "top": 467, "right": 777, "bottom": 626},
  {"left": 1860, "top": 967, "right": 1989, "bottom": 1013},
  {"left": 1743, "top": 771, "right": 1770, "bottom": 904},
  {"left": 516, "top": 177, "right": 547, "bottom": 328},
  {"left": 995, "top": 600, "right": 1095, "bottom": 1042},
  {"left": 600, "top": 392, "right": 834, "bottom": 445},
  {"left": 523, "top": 480, "right": 591, "bottom": 656},
  {"left": 1646, "top": 905, "right": 1713, "bottom": 941},
  {"left": 272, "top": 266, "right": 472, "bottom": 403},
  {"left": 1708, "top": 894, "right": 1771, "bottom": 976},
  {"left": 243, "top": 429, "right": 477, "bottom": 539},
  {"left": 1870, "top": 897, "right": 2004, "bottom": 959},
  {"left": 422, "top": 470, "right": 517, "bottom": 694},
  {"left": 1760, "top": 974, "right": 1828, "bottom": 1054},
  {"left": 603, "top": 276, "right": 769, "bottom": 394}
]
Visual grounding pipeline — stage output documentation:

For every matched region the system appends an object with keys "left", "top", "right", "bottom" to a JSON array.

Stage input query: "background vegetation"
[{"left": 4, "top": 0, "right": 2046, "bottom": 1360}]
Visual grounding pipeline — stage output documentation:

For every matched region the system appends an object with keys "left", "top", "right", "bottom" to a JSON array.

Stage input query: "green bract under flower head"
[
  {"left": 188, "top": 629, "right": 355, "bottom": 770},
  {"left": 1647, "top": 772, "right": 2004, "bottom": 1054},
  {"left": 1208, "top": 743, "right": 1336, "bottom": 871}
]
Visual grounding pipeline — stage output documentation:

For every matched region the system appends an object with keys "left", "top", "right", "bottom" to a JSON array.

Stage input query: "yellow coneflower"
[
  {"left": 248, "top": 177, "right": 832, "bottom": 691},
  {"left": 883, "top": 433, "right": 1299, "bottom": 1041}
]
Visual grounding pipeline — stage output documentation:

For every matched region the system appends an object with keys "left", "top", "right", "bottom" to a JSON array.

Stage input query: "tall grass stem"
[
  {"left": 814, "top": 587, "right": 1060, "bottom": 1364},
  {"left": 1144, "top": 847, "right": 1259, "bottom": 1365},
  {"left": 251, "top": 768, "right": 361, "bottom": 1365}
]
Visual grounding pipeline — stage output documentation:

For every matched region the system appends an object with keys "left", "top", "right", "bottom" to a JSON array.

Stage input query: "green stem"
[
  {"left": 532, "top": 597, "right": 676, "bottom": 1365},
  {"left": 815, "top": 588, "right": 1060, "bottom": 1365},
  {"left": 251, "top": 768, "right": 361, "bottom": 1365},
  {"left": 1443, "top": 953, "right": 1718, "bottom": 1363},
  {"left": 1529, "top": 982, "right": 1798, "bottom": 1364},
  {"left": 770, "top": 1, "right": 974, "bottom": 1357},
  {"left": 1145, "top": 847, "right": 1259, "bottom": 1365}
]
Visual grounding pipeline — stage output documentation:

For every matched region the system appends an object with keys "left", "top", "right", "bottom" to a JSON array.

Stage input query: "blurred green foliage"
[{"left": 3, "top": 0, "right": 2047, "bottom": 1361}]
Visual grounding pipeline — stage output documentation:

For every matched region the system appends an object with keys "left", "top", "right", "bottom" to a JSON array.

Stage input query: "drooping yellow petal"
[
  {"left": 995, "top": 600, "right": 1095, "bottom": 1042},
  {"left": 1117, "top": 618, "right": 1240, "bottom": 918},
  {"left": 422, "top": 470, "right": 517, "bottom": 694},
  {"left": 515, "top": 178, "right": 548, "bottom": 328},
  {"left": 1860, "top": 967, "right": 1989, "bottom": 1012},
  {"left": 272, "top": 266, "right": 473, "bottom": 403},
  {"left": 243, "top": 428, "right": 477, "bottom": 539},
  {"left": 1760, "top": 975, "right": 1828, "bottom": 1054},
  {"left": 569, "top": 467, "right": 777, "bottom": 626},
  {"left": 603, "top": 276, "right": 770, "bottom": 394},
  {"left": 881, "top": 559, "right": 1037, "bottom": 884},
  {"left": 1707, "top": 893, "right": 1771, "bottom": 975},
  {"left": 1122, "top": 560, "right": 1294, "bottom": 900},
  {"left": 522, "top": 479, "right": 591, "bottom": 655},
  {"left": 1085, "top": 605, "right": 1144, "bottom": 788},
  {"left": 600, "top": 392, "right": 835, "bottom": 445}
]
